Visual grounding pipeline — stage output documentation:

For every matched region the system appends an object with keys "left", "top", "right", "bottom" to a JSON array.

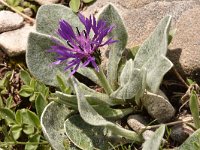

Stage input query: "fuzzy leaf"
[
  {"left": 98, "top": 4, "right": 128, "bottom": 90},
  {"left": 27, "top": 32, "right": 68, "bottom": 86},
  {"left": 75, "top": 79, "right": 124, "bottom": 105},
  {"left": 93, "top": 105, "right": 134, "bottom": 120},
  {"left": 133, "top": 15, "right": 173, "bottom": 93},
  {"left": 77, "top": 68, "right": 102, "bottom": 87},
  {"left": 73, "top": 78, "right": 141, "bottom": 142},
  {"left": 69, "top": 0, "right": 80, "bottom": 12},
  {"left": 36, "top": 4, "right": 83, "bottom": 38},
  {"left": 56, "top": 91, "right": 132, "bottom": 120},
  {"left": 41, "top": 101, "right": 77, "bottom": 150},
  {"left": 111, "top": 60, "right": 144, "bottom": 99},
  {"left": 142, "top": 125, "right": 165, "bottom": 150},
  {"left": 178, "top": 128, "right": 200, "bottom": 150},
  {"left": 65, "top": 115, "right": 123, "bottom": 150},
  {"left": 56, "top": 91, "right": 112, "bottom": 106},
  {"left": 56, "top": 75, "right": 71, "bottom": 94}
]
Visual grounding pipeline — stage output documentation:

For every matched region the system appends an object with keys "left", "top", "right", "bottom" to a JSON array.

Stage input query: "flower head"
[{"left": 49, "top": 13, "right": 117, "bottom": 76}]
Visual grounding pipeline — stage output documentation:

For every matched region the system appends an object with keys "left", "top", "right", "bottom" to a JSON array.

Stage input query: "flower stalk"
[{"left": 94, "top": 66, "right": 113, "bottom": 95}]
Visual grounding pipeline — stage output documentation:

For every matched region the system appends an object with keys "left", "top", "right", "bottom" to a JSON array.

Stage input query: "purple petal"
[
  {"left": 69, "top": 63, "right": 80, "bottom": 76},
  {"left": 90, "top": 58, "right": 99, "bottom": 72},
  {"left": 100, "top": 38, "right": 118, "bottom": 47},
  {"left": 81, "top": 57, "right": 93, "bottom": 67},
  {"left": 64, "top": 59, "right": 79, "bottom": 71},
  {"left": 59, "top": 20, "right": 76, "bottom": 38},
  {"left": 78, "top": 13, "right": 86, "bottom": 25}
]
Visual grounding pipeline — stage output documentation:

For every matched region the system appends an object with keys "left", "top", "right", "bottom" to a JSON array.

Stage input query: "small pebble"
[{"left": 0, "top": 11, "right": 23, "bottom": 33}]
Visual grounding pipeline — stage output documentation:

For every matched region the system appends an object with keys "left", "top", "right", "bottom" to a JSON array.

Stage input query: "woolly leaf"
[
  {"left": 41, "top": 101, "right": 77, "bottom": 150},
  {"left": 27, "top": 32, "right": 68, "bottom": 86},
  {"left": 142, "top": 125, "right": 165, "bottom": 150},
  {"left": 111, "top": 60, "right": 144, "bottom": 99},
  {"left": 65, "top": 115, "right": 123, "bottom": 150},
  {"left": 133, "top": 15, "right": 173, "bottom": 93},
  {"left": 99, "top": 4, "right": 128, "bottom": 90},
  {"left": 36, "top": 4, "right": 83, "bottom": 37},
  {"left": 178, "top": 128, "right": 200, "bottom": 150},
  {"left": 73, "top": 78, "right": 141, "bottom": 142}
]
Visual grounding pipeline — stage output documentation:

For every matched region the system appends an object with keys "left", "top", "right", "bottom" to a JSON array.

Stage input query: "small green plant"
[
  {"left": 0, "top": 108, "right": 50, "bottom": 149},
  {"left": 69, "top": 0, "right": 95, "bottom": 12},
  {"left": 19, "top": 70, "right": 49, "bottom": 117},
  {"left": 189, "top": 88, "right": 200, "bottom": 129},
  {"left": 0, "top": 69, "right": 51, "bottom": 149},
  {"left": 2, "top": 0, "right": 38, "bottom": 13}
]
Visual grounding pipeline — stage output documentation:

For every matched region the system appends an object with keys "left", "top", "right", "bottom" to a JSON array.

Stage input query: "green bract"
[{"left": 27, "top": 3, "right": 174, "bottom": 149}]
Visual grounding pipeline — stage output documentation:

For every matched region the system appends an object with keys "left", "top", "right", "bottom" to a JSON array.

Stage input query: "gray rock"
[
  {"left": 82, "top": 1, "right": 197, "bottom": 48},
  {"left": 170, "top": 115, "right": 194, "bottom": 144},
  {"left": 0, "top": 25, "right": 35, "bottom": 56},
  {"left": 168, "top": 7, "right": 200, "bottom": 84},
  {"left": 0, "top": 11, "right": 24, "bottom": 33},
  {"left": 35, "top": 0, "right": 60, "bottom": 5},
  {"left": 141, "top": 90, "right": 175, "bottom": 123},
  {"left": 127, "top": 114, "right": 155, "bottom": 141}
]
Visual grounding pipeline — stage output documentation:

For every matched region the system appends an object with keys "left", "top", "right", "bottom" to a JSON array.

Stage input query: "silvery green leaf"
[
  {"left": 36, "top": 4, "right": 83, "bottom": 37},
  {"left": 98, "top": 4, "right": 128, "bottom": 90},
  {"left": 65, "top": 115, "right": 124, "bottom": 150},
  {"left": 75, "top": 79, "right": 125, "bottom": 105},
  {"left": 93, "top": 105, "right": 133, "bottom": 120},
  {"left": 119, "top": 59, "right": 133, "bottom": 86},
  {"left": 133, "top": 15, "right": 173, "bottom": 93},
  {"left": 111, "top": 60, "right": 143, "bottom": 99},
  {"left": 135, "top": 67, "right": 147, "bottom": 105},
  {"left": 72, "top": 78, "right": 141, "bottom": 142},
  {"left": 142, "top": 125, "right": 165, "bottom": 150},
  {"left": 27, "top": 32, "right": 69, "bottom": 86},
  {"left": 56, "top": 91, "right": 114, "bottom": 106},
  {"left": 178, "top": 128, "right": 200, "bottom": 150},
  {"left": 41, "top": 101, "right": 78, "bottom": 150},
  {"left": 77, "top": 67, "right": 102, "bottom": 87},
  {"left": 56, "top": 91, "right": 132, "bottom": 120}
]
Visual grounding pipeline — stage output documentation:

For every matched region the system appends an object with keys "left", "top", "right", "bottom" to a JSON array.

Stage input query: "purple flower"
[{"left": 49, "top": 13, "right": 117, "bottom": 76}]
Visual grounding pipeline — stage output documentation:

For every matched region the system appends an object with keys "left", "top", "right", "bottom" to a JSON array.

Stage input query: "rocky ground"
[{"left": 0, "top": 0, "right": 200, "bottom": 148}]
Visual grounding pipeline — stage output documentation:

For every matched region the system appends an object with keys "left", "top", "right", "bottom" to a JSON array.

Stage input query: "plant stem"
[
  {"left": 0, "top": 0, "right": 35, "bottom": 23},
  {"left": 143, "top": 116, "right": 199, "bottom": 130},
  {"left": 108, "top": 124, "right": 143, "bottom": 143},
  {"left": 95, "top": 66, "right": 113, "bottom": 95}
]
